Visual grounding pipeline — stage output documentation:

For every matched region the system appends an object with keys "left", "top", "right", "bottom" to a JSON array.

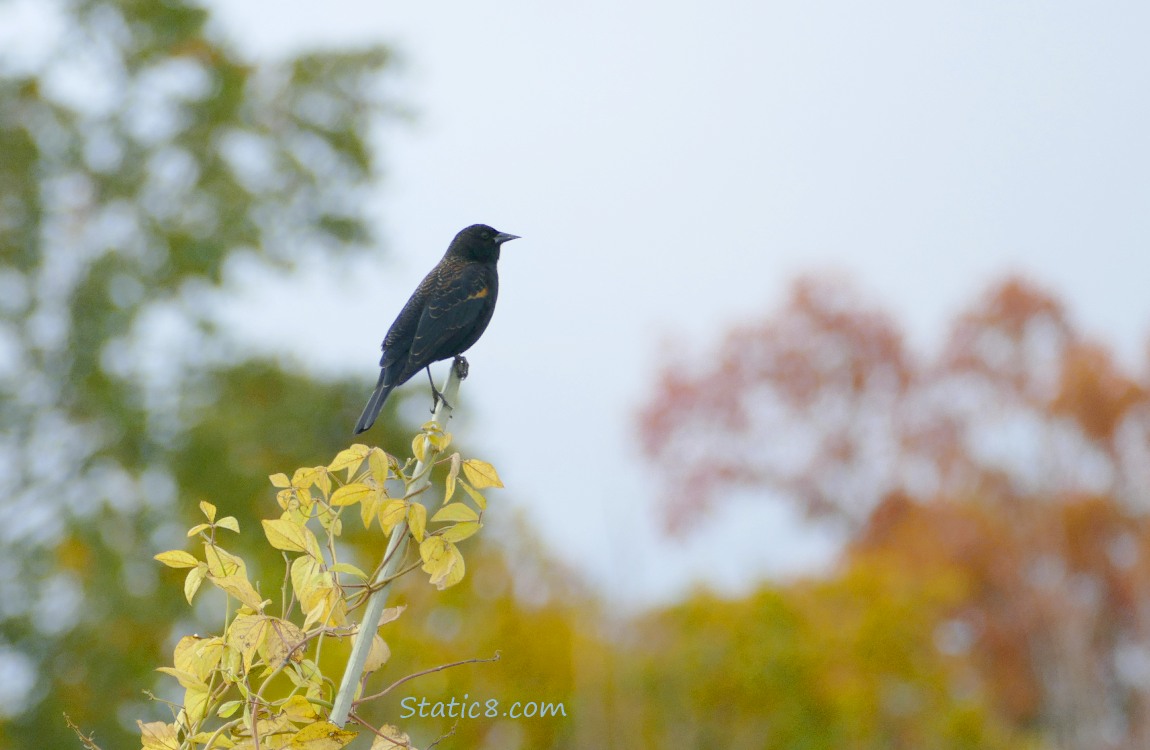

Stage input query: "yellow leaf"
[
  {"left": 192, "top": 732, "right": 236, "bottom": 748},
  {"left": 138, "top": 720, "right": 180, "bottom": 750},
  {"left": 174, "top": 635, "right": 223, "bottom": 682},
  {"left": 411, "top": 433, "right": 428, "bottom": 463},
  {"left": 226, "top": 614, "right": 269, "bottom": 672},
  {"left": 290, "top": 658, "right": 323, "bottom": 695},
  {"left": 216, "top": 700, "right": 243, "bottom": 719},
  {"left": 215, "top": 516, "right": 240, "bottom": 533},
  {"left": 329, "top": 444, "right": 370, "bottom": 478},
  {"left": 462, "top": 459, "right": 503, "bottom": 489},
  {"left": 184, "top": 564, "right": 207, "bottom": 604},
  {"left": 407, "top": 502, "right": 427, "bottom": 542},
  {"left": 203, "top": 546, "right": 261, "bottom": 610},
  {"left": 287, "top": 721, "right": 357, "bottom": 749},
  {"left": 280, "top": 694, "right": 319, "bottom": 724},
  {"left": 378, "top": 499, "right": 408, "bottom": 534},
  {"left": 186, "top": 523, "right": 212, "bottom": 537},
  {"left": 432, "top": 556, "right": 465, "bottom": 590},
  {"left": 293, "top": 486, "right": 315, "bottom": 512},
  {"left": 224, "top": 643, "right": 242, "bottom": 676},
  {"left": 364, "top": 634, "right": 390, "bottom": 673},
  {"left": 291, "top": 556, "right": 324, "bottom": 605},
  {"left": 264, "top": 617, "right": 307, "bottom": 666},
  {"left": 378, "top": 604, "right": 406, "bottom": 626},
  {"left": 292, "top": 557, "right": 343, "bottom": 629},
  {"left": 444, "top": 452, "right": 461, "bottom": 503},
  {"left": 270, "top": 472, "right": 291, "bottom": 488},
  {"left": 368, "top": 448, "right": 390, "bottom": 484},
  {"left": 440, "top": 521, "right": 482, "bottom": 543},
  {"left": 420, "top": 537, "right": 464, "bottom": 590},
  {"left": 292, "top": 466, "right": 323, "bottom": 490},
  {"left": 156, "top": 667, "right": 208, "bottom": 692},
  {"left": 330, "top": 562, "right": 368, "bottom": 579},
  {"left": 315, "top": 504, "right": 343, "bottom": 538},
  {"left": 276, "top": 488, "right": 295, "bottom": 510},
  {"left": 431, "top": 503, "right": 478, "bottom": 523},
  {"left": 419, "top": 536, "right": 447, "bottom": 568},
  {"left": 263, "top": 518, "right": 320, "bottom": 556},
  {"left": 184, "top": 684, "right": 210, "bottom": 726},
  {"left": 211, "top": 573, "right": 266, "bottom": 612},
  {"left": 326, "top": 597, "right": 348, "bottom": 628},
  {"left": 426, "top": 428, "right": 452, "bottom": 452},
  {"left": 199, "top": 501, "right": 217, "bottom": 522},
  {"left": 359, "top": 485, "right": 383, "bottom": 531},
  {"left": 370, "top": 725, "right": 415, "bottom": 750},
  {"left": 458, "top": 480, "right": 487, "bottom": 510},
  {"left": 203, "top": 544, "right": 245, "bottom": 577},
  {"left": 155, "top": 550, "right": 199, "bottom": 569},
  {"left": 330, "top": 482, "right": 372, "bottom": 507},
  {"left": 314, "top": 468, "right": 332, "bottom": 496},
  {"left": 253, "top": 713, "right": 296, "bottom": 744},
  {"left": 210, "top": 543, "right": 256, "bottom": 579},
  {"left": 201, "top": 638, "right": 228, "bottom": 669},
  {"left": 302, "top": 600, "right": 326, "bottom": 632}
]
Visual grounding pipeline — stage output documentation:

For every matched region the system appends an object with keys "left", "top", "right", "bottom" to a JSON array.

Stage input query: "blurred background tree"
[
  {"left": 0, "top": 0, "right": 398, "bottom": 746},
  {"left": 640, "top": 275, "right": 1150, "bottom": 750}
]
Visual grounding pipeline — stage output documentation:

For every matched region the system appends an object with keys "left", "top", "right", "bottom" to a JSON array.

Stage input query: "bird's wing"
[
  {"left": 378, "top": 265, "right": 444, "bottom": 376},
  {"left": 407, "top": 266, "right": 493, "bottom": 365}
]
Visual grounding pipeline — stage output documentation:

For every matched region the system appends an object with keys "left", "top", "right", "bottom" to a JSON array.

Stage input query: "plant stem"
[
  {"left": 328, "top": 359, "right": 465, "bottom": 726},
  {"left": 354, "top": 652, "right": 500, "bottom": 706}
]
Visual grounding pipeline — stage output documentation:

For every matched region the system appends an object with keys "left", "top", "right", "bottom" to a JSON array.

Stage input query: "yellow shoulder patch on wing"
[{"left": 467, "top": 287, "right": 489, "bottom": 300}]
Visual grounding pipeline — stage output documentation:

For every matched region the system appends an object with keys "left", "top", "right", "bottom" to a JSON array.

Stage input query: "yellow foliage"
[
  {"left": 146, "top": 429, "right": 503, "bottom": 749},
  {"left": 461, "top": 459, "right": 502, "bottom": 489}
]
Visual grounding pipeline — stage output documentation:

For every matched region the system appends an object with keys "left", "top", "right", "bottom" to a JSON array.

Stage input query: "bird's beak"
[{"left": 493, "top": 232, "right": 520, "bottom": 245}]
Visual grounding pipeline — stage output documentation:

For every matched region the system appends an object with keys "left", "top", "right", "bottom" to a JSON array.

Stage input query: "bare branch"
[
  {"left": 354, "top": 652, "right": 501, "bottom": 706},
  {"left": 64, "top": 714, "right": 104, "bottom": 750}
]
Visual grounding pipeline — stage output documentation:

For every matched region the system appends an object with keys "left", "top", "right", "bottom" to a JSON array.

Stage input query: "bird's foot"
[
  {"left": 453, "top": 355, "right": 470, "bottom": 381},
  {"left": 424, "top": 366, "right": 451, "bottom": 413},
  {"left": 430, "top": 384, "right": 454, "bottom": 413}
]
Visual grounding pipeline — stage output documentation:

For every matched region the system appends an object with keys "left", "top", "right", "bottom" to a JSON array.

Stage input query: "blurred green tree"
[
  {"left": 0, "top": 1, "right": 396, "bottom": 747},
  {"left": 620, "top": 573, "right": 1036, "bottom": 750}
]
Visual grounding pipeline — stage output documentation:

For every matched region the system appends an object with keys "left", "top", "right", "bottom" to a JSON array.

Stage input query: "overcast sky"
[{"left": 188, "top": 0, "right": 1150, "bottom": 605}]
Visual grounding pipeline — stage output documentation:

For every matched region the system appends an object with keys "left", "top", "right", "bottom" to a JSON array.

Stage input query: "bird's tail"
[{"left": 354, "top": 374, "right": 395, "bottom": 434}]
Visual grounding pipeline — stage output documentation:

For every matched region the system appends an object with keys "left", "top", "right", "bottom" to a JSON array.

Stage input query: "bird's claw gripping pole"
[
  {"left": 329, "top": 358, "right": 467, "bottom": 727},
  {"left": 425, "top": 357, "right": 469, "bottom": 412},
  {"left": 452, "top": 355, "right": 469, "bottom": 380}
]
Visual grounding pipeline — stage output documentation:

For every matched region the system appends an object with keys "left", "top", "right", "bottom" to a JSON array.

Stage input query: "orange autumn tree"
[{"left": 639, "top": 276, "right": 1150, "bottom": 749}]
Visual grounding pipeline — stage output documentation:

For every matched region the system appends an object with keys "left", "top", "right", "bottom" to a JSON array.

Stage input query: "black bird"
[{"left": 354, "top": 224, "right": 520, "bottom": 433}]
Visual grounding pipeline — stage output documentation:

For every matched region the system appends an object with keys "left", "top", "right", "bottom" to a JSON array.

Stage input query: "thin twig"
[
  {"left": 368, "top": 533, "right": 413, "bottom": 582},
  {"left": 369, "top": 521, "right": 412, "bottom": 578},
  {"left": 402, "top": 482, "right": 434, "bottom": 502},
  {"left": 348, "top": 713, "right": 413, "bottom": 747},
  {"left": 280, "top": 551, "right": 293, "bottom": 620},
  {"left": 245, "top": 675, "right": 262, "bottom": 750},
  {"left": 202, "top": 718, "right": 243, "bottom": 750},
  {"left": 141, "top": 689, "right": 180, "bottom": 711},
  {"left": 63, "top": 713, "right": 104, "bottom": 750},
  {"left": 351, "top": 559, "right": 424, "bottom": 607},
  {"left": 426, "top": 721, "right": 459, "bottom": 750},
  {"left": 354, "top": 652, "right": 501, "bottom": 706}
]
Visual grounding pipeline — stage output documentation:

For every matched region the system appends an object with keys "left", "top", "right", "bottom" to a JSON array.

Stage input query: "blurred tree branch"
[{"left": 0, "top": 1, "right": 396, "bottom": 746}]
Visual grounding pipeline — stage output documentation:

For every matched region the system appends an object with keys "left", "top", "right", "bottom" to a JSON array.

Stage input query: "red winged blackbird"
[{"left": 354, "top": 224, "right": 520, "bottom": 433}]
